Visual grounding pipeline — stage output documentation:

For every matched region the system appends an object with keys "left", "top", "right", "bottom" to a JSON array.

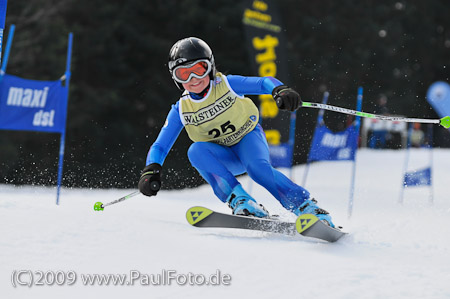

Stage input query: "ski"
[
  {"left": 186, "top": 206, "right": 347, "bottom": 242},
  {"left": 295, "top": 214, "right": 347, "bottom": 243}
]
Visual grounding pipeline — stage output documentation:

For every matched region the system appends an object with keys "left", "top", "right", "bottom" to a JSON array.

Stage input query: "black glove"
[
  {"left": 272, "top": 85, "right": 302, "bottom": 112},
  {"left": 138, "top": 163, "right": 162, "bottom": 196}
]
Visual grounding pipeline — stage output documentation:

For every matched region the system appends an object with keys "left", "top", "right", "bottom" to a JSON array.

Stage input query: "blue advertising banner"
[
  {"left": 0, "top": 74, "right": 68, "bottom": 133},
  {"left": 308, "top": 124, "right": 359, "bottom": 162},
  {"left": 399, "top": 123, "right": 434, "bottom": 204},
  {"left": 403, "top": 167, "right": 431, "bottom": 187}
]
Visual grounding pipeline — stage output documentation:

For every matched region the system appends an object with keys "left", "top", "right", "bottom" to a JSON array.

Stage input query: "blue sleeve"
[
  {"left": 146, "top": 102, "right": 184, "bottom": 166},
  {"left": 226, "top": 75, "right": 283, "bottom": 96}
]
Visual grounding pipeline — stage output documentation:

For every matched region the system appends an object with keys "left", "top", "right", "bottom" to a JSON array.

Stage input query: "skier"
[{"left": 138, "top": 37, "right": 335, "bottom": 227}]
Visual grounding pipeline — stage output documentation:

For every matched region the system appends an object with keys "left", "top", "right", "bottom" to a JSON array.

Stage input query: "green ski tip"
[
  {"left": 94, "top": 202, "right": 104, "bottom": 211},
  {"left": 440, "top": 116, "right": 450, "bottom": 129}
]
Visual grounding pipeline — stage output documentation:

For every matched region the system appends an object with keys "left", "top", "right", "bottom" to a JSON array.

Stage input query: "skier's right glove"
[{"left": 138, "top": 163, "right": 162, "bottom": 196}]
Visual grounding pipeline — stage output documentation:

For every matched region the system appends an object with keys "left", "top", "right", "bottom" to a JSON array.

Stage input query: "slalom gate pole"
[
  {"left": 347, "top": 87, "right": 363, "bottom": 219},
  {"left": 56, "top": 32, "right": 73, "bottom": 205},
  {"left": 301, "top": 102, "right": 450, "bottom": 129}
]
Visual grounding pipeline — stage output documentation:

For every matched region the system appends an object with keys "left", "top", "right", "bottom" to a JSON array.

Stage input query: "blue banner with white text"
[
  {"left": 0, "top": 74, "right": 68, "bottom": 133},
  {"left": 308, "top": 124, "right": 359, "bottom": 162}
]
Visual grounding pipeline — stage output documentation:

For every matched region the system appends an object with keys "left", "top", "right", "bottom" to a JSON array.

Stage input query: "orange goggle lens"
[{"left": 173, "top": 61, "right": 210, "bottom": 83}]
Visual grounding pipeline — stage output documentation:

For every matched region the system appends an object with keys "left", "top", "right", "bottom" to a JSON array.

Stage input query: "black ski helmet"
[{"left": 168, "top": 37, "right": 216, "bottom": 90}]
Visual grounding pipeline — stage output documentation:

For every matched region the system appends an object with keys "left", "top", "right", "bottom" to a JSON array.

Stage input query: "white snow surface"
[{"left": 1, "top": 148, "right": 450, "bottom": 299}]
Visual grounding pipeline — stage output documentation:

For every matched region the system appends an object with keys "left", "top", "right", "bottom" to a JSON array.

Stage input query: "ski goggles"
[{"left": 172, "top": 59, "right": 212, "bottom": 84}]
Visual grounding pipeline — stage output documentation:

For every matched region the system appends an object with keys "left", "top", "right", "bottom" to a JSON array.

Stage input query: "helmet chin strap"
[
  {"left": 190, "top": 84, "right": 210, "bottom": 99},
  {"left": 199, "top": 84, "right": 210, "bottom": 97}
]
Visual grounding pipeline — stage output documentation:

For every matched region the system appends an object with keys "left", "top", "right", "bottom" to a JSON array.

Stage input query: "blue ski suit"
[{"left": 146, "top": 74, "right": 310, "bottom": 211}]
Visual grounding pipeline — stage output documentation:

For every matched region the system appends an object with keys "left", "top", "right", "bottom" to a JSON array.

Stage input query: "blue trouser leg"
[
  {"left": 231, "top": 126, "right": 310, "bottom": 210},
  {"left": 188, "top": 141, "right": 245, "bottom": 202},
  {"left": 187, "top": 126, "right": 310, "bottom": 210}
]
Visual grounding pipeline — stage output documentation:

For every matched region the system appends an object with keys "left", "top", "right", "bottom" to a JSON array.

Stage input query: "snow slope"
[{"left": 1, "top": 149, "right": 449, "bottom": 299}]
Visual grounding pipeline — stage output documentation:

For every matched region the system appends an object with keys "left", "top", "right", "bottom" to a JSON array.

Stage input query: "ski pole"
[
  {"left": 301, "top": 101, "right": 450, "bottom": 129},
  {"left": 93, "top": 181, "right": 160, "bottom": 211}
]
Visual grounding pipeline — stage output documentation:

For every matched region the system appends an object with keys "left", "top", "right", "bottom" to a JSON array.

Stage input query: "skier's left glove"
[
  {"left": 272, "top": 85, "right": 302, "bottom": 112},
  {"left": 138, "top": 163, "right": 162, "bottom": 196}
]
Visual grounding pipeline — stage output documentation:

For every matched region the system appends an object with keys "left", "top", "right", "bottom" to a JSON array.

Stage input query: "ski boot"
[
  {"left": 226, "top": 185, "right": 269, "bottom": 218},
  {"left": 294, "top": 198, "right": 335, "bottom": 228}
]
